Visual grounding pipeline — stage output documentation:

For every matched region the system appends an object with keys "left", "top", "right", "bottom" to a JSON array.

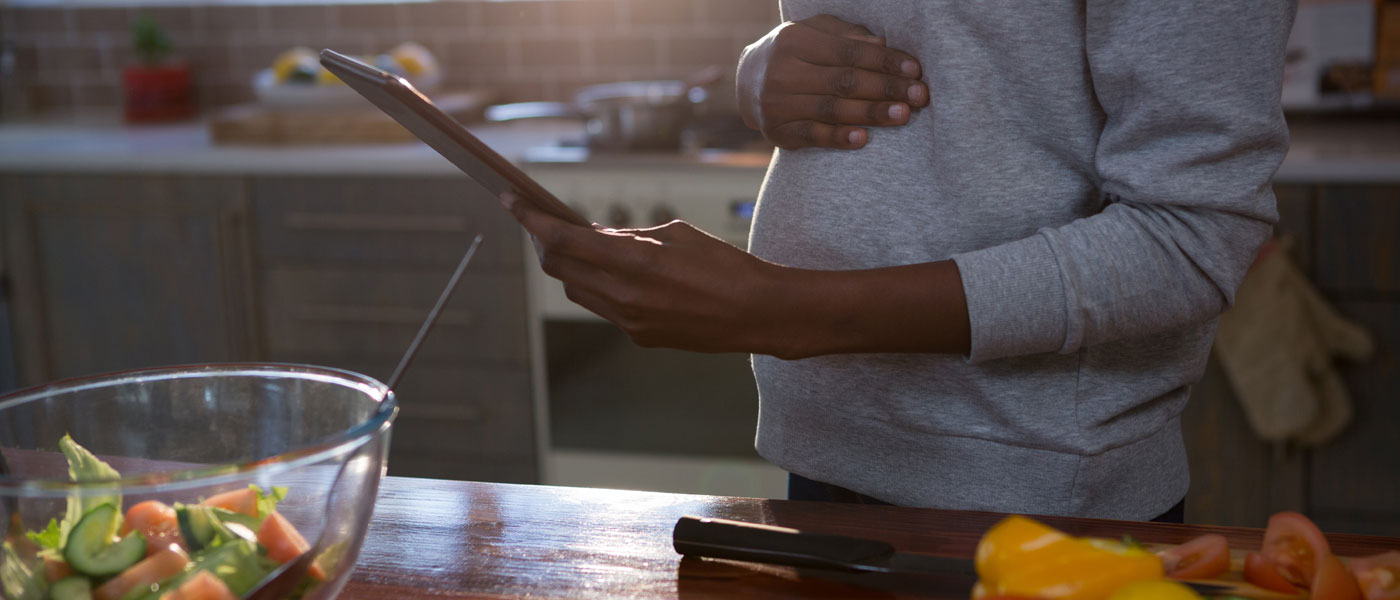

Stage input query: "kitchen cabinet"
[
  {"left": 0, "top": 173, "right": 255, "bottom": 384},
  {"left": 0, "top": 172, "right": 540, "bottom": 484},
  {"left": 1182, "top": 183, "right": 1400, "bottom": 536},
  {"left": 248, "top": 175, "right": 539, "bottom": 484}
]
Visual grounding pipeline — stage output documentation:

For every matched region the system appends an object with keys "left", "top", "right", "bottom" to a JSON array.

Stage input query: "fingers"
[
  {"left": 782, "top": 94, "right": 911, "bottom": 126},
  {"left": 772, "top": 62, "right": 928, "bottom": 105},
  {"left": 501, "top": 192, "right": 610, "bottom": 265},
  {"left": 781, "top": 19, "right": 922, "bottom": 79},
  {"left": 769, "top": 121, "right": 867, "bottom": 150}
]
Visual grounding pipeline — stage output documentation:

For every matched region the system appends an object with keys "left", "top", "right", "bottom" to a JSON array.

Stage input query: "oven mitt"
[{"left": 1213, "top": 236, "right": 1374, "bottom": 446}]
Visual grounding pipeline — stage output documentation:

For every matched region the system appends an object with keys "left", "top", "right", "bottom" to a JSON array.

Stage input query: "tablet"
[{"left": 320, "top": 49, "right": 590, "bottom": 227}]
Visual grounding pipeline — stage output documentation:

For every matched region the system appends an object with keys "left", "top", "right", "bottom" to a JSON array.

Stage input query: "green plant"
[{"left": 131, "top": 15, "right": 172, "bottom": 65}]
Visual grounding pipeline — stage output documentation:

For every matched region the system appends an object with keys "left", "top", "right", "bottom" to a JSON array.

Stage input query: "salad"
[{"left": 2, "top": 435, "right": 323, "bottom": 600}]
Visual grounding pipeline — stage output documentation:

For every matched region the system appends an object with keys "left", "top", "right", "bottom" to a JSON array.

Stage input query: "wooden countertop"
[{"left": 342, "top": 477, "right": 1400, "bottom": 599}]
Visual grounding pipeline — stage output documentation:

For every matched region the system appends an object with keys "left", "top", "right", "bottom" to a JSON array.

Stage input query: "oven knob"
[
  {"left": 649, "top": 203, "right": 678, "bottom": 226},
  {"left": 606, "top": 204, "right": 633, "bottom": 228}
]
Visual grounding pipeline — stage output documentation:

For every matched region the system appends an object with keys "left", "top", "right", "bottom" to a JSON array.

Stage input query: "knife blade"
[{"left": 671, "top": 516, "right": 1299, "bottom": 599}]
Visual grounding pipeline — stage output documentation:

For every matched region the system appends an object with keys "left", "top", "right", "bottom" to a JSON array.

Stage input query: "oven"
[{"left": 521, "top": 155, "right": 787, "bottom": 498}]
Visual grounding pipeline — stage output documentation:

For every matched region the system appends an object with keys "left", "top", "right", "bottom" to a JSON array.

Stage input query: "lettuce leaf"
[
  {"left": 23, "top": 519, "right": 61, "bottom": 551},
  {"left": 57, "top": 434, "right": 122, "bottom": 548},
  {"left": 251, "top": 485, "right": 288, "bottom": 519}
]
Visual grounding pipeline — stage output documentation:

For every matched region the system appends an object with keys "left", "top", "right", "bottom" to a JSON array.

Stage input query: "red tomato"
[
  {"left": 1315, "top": 554, "right": 1364, "bottom": 600},
  {"left": 41, "top": 555, "right": 72, "bottom": 582},
  {"left": 1261, "top": 511, "right": 1331, "bottom": 588},
  {"left": 203, "top": 488, "right": 258, "bottom": 517},
  {"left": 160, "top": 570, "right": 236, "bottom": 600},
  {"left": 92, "top": 545, "right": 190, "bottom": 600},
  {"left": 1244, "top": 551, "right": 1302, "bottom": 594},
  {"left": 1158, "top": 534, "right": 1231, "bottom": 580},
  {"left": 1350, "top": 551, "right": 1400, "bottom": 600},
  {"left": 122, "top": 500, "right": 184, "bottom": 556},
  {"left": 257, "top": 511, "right": 326, "bottom": 580}
]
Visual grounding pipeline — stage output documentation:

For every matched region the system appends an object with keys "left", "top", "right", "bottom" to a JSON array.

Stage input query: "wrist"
[{"left": 743, "top": 261, "right": 971, "bottom": 359}]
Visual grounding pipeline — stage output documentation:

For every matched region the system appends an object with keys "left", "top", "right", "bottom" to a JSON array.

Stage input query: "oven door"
[
  {"left": 540, "top": 320, "right": 784, "bottom": 498},
  {"left": 522, "top": 162, "right": 784, "bottom": 498}
]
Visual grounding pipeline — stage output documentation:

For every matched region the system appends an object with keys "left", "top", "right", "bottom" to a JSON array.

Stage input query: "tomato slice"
[
  {"left": 1315, "top": 554, "right": 1364, "bottom": 600},
  {"left": 122, "top": 500, "right": 184, "bottom": 556},
  {"left": 1351, "top": 551, "right": 1400, "bottom": 600},
  {"left": 1245, "top": 551, "right": 1302, "bottom": 594},
  {"left": 1158, "top": 534, "right": 1231, "bottom": 580},
  {"left": 1261, "top": 511, "right": 1331, "bottom": 588}
]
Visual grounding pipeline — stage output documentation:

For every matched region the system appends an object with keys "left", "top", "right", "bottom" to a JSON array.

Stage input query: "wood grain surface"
[{"left": 342, "top": 478, "right": 1400, "bottom": 599}]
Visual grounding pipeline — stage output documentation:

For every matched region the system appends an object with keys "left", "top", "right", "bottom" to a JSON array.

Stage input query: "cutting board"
[{"left": 209, "top": 89, "right": 496, "bottom": 145}]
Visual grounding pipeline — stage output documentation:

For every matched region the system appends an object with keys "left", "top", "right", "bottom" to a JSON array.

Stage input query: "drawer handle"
[
  {"left": 291, "top": 305, "right": 473, "bottom": 326},
  {"left": 284, "top": 212, "right": 469, "bottom": 233}
]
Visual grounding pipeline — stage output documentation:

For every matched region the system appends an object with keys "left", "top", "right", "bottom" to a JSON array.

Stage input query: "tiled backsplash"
[{"left": 1, "top": 0, "right": 780, "bottom": 115}]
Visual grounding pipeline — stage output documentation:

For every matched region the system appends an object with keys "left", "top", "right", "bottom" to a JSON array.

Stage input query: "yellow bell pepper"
[{"left": 973, "top": 515, "right": 1165, "bottom": 600}]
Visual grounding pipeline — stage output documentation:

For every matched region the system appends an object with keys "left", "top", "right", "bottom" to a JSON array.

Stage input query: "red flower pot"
[{"left": 122, "top": 63, "right": 194, "bottom": 122}]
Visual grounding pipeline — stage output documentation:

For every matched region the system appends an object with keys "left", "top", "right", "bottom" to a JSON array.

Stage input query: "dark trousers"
[{"left": 787, "top": 473, "right": 1187, "bottom": 523}]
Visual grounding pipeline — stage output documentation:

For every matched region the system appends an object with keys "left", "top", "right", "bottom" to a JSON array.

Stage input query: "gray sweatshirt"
[{"left": 748, "top": 0, "right": 1295, "bottom": 519}]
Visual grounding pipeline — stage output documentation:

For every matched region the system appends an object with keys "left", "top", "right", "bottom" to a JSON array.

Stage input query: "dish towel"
[{"left": 1213, "top": 236, "right": 1375, "bottom": 446}]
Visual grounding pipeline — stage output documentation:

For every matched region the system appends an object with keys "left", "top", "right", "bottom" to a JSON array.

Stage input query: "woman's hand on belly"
[{"left": 738, "top": 14, "right": 929, "bottom": 150}]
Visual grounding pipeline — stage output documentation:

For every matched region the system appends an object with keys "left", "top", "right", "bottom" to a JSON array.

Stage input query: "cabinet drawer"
[
  {"left": 251, "top": 176, "right": 523, "bottom": 269},
  {"left": 261, "top": 265, "right": 529, "bottom": 362}
]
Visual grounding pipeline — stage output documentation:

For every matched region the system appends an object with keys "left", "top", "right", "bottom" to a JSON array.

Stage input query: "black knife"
[
  {"left": 672, "top": 515, "right": 974, "bottom": 576},
  {"left": 671, "top": 516, "right": 1290, "bottom": 599}
]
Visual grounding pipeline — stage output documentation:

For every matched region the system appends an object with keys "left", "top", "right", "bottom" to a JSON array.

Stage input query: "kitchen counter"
[
  {"left": 345, "top": 477, "right": 1400, "bottom": 599},
  {"left": 1, "top": 114, "right": 1399, "bottom": 183},
  {"left": 0, "top": 116, "right": 772, "bottom": 176}
]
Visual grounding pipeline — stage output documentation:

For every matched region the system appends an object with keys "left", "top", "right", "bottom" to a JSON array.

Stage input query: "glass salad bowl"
[{"left": 0, "top": 364, "right": 397, "bottom": 599}]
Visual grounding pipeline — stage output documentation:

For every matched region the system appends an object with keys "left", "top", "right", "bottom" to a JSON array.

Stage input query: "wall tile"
[
  {"left": 480, "top": 1, "right": 546, "bottom": 28},
  {"left": 402, "top": 2, "right": 480, "bottom": 31},
  {"left": 319, "top": 32, "right": 381, "bottom": 56},
  {"left": 441, "top": 38, "right": 513, "bottom": 70},
  {"left": 624, "top": 0, "right": 697, "bottom": 27},
  {"left": 593, "top": 33, "right": 659, "bottom": 68},
  {"left": 35, "top": 45, "right": 100, "bottom": 72},
  {"left": 203, "top": 6, "right": 262, "bottom": 31},
  {"left": 15, "top": 0, "right": 773, "bottom": 114},
  {"left": 496, "top": 79, "right": 549, "bottom": 102},
  {"left": 699, "top": 0, "right": 778, "bottom": 25},
  {"left": 131, "top": 6, "right": 195, "bottom": 32},
  {"left": 186, "top": 41, "right": 232, "bottom": 73},
  {"left": 74, "top": 8, "right": 132, "bottom": 34},
  {"left": 263, "top": 5, "right": 331, "bottom": 34},
  {"left": 664, "top": 31, "right": 740, "bottom": 68},
  {"left": 552, "top": 0, "right": 620, "bottom": 29},
  {"left": 519, "top": 37, "right": 584, "bottom": 69},
  {"left": 12, "top": 8, "right": 69, "bottom": 34},
  {"left": 337, "top": 4, "right": 400, "bottom": 31}
]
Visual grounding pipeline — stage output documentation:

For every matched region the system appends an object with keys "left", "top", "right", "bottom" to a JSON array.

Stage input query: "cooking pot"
[{"left": 485, "top": 67, "right": 723, "bottom": 152}]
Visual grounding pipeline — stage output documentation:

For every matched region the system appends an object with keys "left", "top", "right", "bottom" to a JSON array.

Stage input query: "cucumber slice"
[
  {"left": 48, "top": 576, "right": 92, "bottom": 600},
  {"left": 63, "top": 504, "right": 145, "bottom": 577},
  {"left": 175, "top": 504, "right": 214, "bottom": 552}
]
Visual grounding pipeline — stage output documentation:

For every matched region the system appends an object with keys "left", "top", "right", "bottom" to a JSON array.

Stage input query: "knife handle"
[{"left": 673, "top": 515, "right": 894, "bottom": 571}]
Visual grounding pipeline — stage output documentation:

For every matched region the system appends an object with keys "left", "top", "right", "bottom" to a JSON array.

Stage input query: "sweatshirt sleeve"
[{"left": 950, "top": 0, "right": 1297, "bottom": 363}]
